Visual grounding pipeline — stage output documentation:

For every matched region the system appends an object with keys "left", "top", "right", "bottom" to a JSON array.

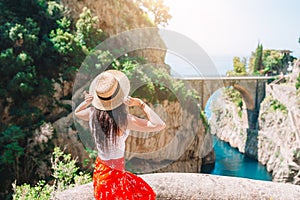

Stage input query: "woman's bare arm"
[
  {"left": 74, "top": 91, "right": 93, "bottom": 121},
  {"left": 125, "top": 97, "right": 166, "bottom": 132}
]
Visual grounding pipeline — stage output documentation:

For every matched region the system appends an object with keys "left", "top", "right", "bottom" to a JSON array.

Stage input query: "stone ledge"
[{"left": 53, "top": 173, "right": 300, "bottom": 200}]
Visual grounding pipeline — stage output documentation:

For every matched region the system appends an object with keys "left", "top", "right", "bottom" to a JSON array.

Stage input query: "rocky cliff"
[
  {"left": 61, "top": 0, "right": 166, "bottom": 64},
  {"left": 209, "top": 71, "right": 300, "bottom": 184},
  {"left": 209, "top": 89, "right": 248, "bottom": 153},
  {"left": 258, "top": 83, "right": 300, "bottom": 184},
  {"left": 52, "top": 0, "right": 212, "bottom": 174}
]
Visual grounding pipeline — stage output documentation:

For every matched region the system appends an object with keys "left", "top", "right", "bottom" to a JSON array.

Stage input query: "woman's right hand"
[{"left": 84, "top": 91, "right": 93, "bottom": 104}]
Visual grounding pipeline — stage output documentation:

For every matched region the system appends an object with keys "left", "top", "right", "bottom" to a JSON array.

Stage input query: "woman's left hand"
[{"left": 124, "top": 96, "right": 143, "bottom": 107}]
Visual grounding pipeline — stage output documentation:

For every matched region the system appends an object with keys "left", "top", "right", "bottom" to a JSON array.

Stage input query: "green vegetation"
[
  {"left": 263, "top": 50, "right": 283, "bottom": 74},
  {"left": 270, "top": 99, "right": 287, "bottom": 114},
  {"left": 113, "top": 59, "right": 199, "bottom": 104},
  {"left": 248, "top": 43, "right": 295, "bottom": 76},
  {"left": 0, "top": 0, "right": 61, "bottom": 123},
  {"left": 296, "top": 72, "right": 300, "bottom": 90},
  {"left": 200, "top": 110, "right": 210, "bottom": 132},
  {"left": 227, "top": 57, "right": 247, "bottom": 76},
  {"left": 254, "top": 43, "right": 264, "bottom": 73},
  {"left": 134, "top": 0, "right": 172, "bottom": 26},
  {"left": 293, "top": 149, "right": 300, "bottom": 160},
  {"left": 0, "top": 2, "right": 106, "bottom": 196},
  {"left": 12, "top": 147, "right": 91, "bottom": 200},
  {"left": 224, "top": 87, "right": 243, "bottom": 118}
]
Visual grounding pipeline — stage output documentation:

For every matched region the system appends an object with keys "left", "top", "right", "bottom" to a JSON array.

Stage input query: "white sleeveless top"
[{"left": 89, "top": 108, "right": 130, "bottom": 160}]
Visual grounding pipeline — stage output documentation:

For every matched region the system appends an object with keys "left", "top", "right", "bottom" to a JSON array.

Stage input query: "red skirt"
[{"left": 93, "top": 157, "right": 156, "bottom": 200}]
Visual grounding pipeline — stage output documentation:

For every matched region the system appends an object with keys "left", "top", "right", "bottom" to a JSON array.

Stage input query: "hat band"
[{"left": 97, "top": 82, "right": 120, "bottom": 101}]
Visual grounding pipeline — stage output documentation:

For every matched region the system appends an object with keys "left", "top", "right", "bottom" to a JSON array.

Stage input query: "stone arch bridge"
[{"left": 177, "top": 76, "right": 276, "bottom": 130}]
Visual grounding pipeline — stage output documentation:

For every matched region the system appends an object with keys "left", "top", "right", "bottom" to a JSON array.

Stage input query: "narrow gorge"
[{"left": 209, "top": 68, "right": 300, "bottom": 185}]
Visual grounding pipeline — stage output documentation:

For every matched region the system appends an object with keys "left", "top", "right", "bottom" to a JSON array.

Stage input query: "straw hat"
[{"left": 89, "top": 70, "right": 130, "bottom": 110}]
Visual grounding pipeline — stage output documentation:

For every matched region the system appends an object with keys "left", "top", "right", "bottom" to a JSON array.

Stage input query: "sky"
[{"left": 162, "top": 0, "right": 300, "bottom": 75}]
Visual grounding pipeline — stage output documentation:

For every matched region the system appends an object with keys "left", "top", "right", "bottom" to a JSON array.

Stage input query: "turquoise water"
[
  {"left": 204, "top": 89, "right": 272, "bottom": 181},
  {"left": 210, "top": 135, "right": 272, "bottom": 181}
]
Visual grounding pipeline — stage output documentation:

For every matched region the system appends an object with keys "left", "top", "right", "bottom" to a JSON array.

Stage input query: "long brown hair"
[{"left": 92, "top": 104, "right": 128, "bottom": 148}]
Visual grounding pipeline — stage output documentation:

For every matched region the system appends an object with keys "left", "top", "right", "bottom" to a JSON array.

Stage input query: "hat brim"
[{"left": 89, "top": 70, "right": 130, "bottom": 110}]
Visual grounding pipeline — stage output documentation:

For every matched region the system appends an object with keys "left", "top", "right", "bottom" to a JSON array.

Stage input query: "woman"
[{"left": 74, "top": 70, "right": 166, "bottom": 200}]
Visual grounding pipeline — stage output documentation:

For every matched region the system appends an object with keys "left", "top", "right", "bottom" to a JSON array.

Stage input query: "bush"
[
  {"left": 12, "top": 147, "right": 92, "bottom": 200},
  {"left": 296, "top": 72, "right": 300, "bottom": 90},
  {"left": 223, "top": 87, "right": 243, "bottom": 118},
  {"left": 12, "top": 180, "right": 54, "bottom": 200},
  {"left": 200, "top": 110, "right": 210, "bottom": 132},
  {"left": 270, "top": 99, "right": 287, "bottom": 114}
]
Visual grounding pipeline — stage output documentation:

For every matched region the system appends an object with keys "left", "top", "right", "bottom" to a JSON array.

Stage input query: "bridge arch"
[
  {"left": 202, "top": 82, "right": 255, "bottom": 111},
  {"left": 231, "top": 84, "right": 255, "bottom": 110},
  {"left": 184, "top": 77, "right": 270, "bottom": 130}
]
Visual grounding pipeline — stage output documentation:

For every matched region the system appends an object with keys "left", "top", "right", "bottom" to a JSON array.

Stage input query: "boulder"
[{"left": 53, "top": 173, "right": 300, "bottom": 200}]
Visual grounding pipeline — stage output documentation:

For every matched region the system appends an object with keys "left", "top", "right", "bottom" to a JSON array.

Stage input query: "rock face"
[
  {"left": 209, "top": 79, "right": 300, "bottom": 185},
  {"left": 209, "top": 90, "right": 248, "bottom": 153},
  {"left": 125, "top": 101, "right": 211, "bottom": 173},
  {"left": 61, "top": 0, "right": 166, "bottom": 64},
  {"left": 54, "top": 173, "right": 300, "bottom": 200},
  {"left": 258, "top": 84, "right": 300, "bottom": 184}
]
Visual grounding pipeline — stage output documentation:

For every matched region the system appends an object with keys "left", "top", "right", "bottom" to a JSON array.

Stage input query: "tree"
[
  {"left": 248, "top": 52, "right": 255, "bottom": 74},
  {"left": 262, "top": 50, "right": 295, "bottom": 75},
  {"left": 134, "top": 0, "right": 172, "bottom": 26},
  {"left": 233, "top": 57, "right": 247, "bottom": 75},
  {"left": 253, "top": 43, "right": 263, "bottom": 73},
  {"left": 262, "top": 50, "right": 283, "bottom": 75},
  {"left": 227, "top": 57, "right": 247, "bottom": 76},
  {"left": 0, "top": 0, "right": 63, "bottom": 124}
]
